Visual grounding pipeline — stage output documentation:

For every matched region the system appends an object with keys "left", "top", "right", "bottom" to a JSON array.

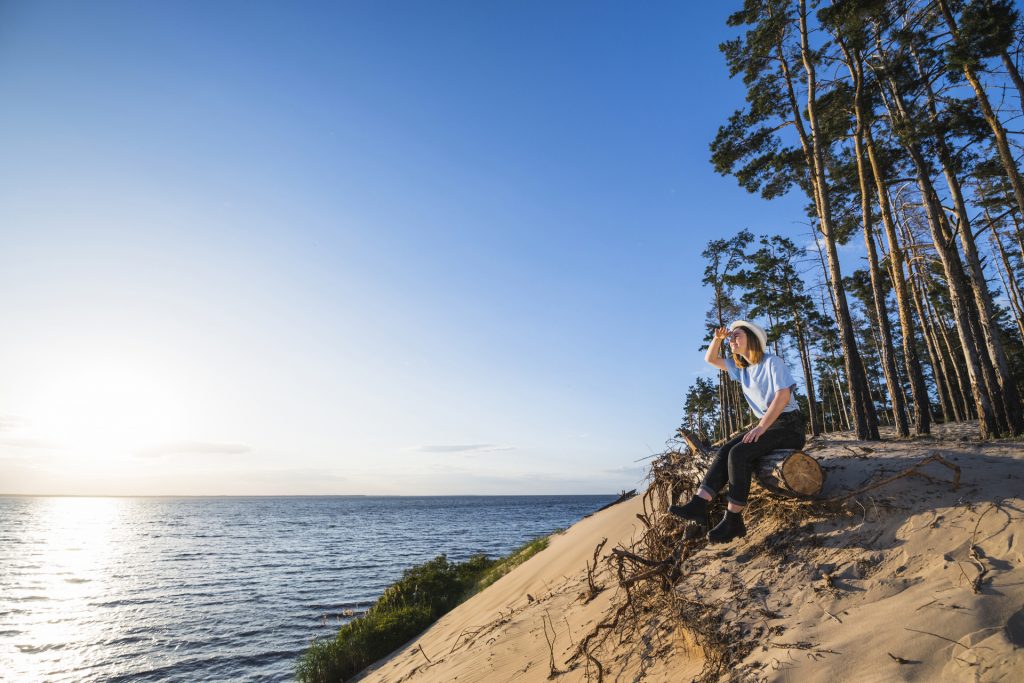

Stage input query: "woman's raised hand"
[{"left": 705, "top": 326, "right": 731, "bottom": 370}]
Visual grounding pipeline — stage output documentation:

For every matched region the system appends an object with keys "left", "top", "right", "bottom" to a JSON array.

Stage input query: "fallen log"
[
  {"left": 676, "top": 429, "right": 826, "bottom": 499},
  {"left": 755, "top": 450, "right": 825, "bottom": 498}
]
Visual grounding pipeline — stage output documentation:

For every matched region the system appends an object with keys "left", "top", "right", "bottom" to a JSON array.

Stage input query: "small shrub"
[
  {"left": 297, "top": 552, "right": 511, "bottom": 682},
  {"left": 297, "top": 604, "right": 433, "bottom": 683},
  {"left": 473, "top": 535, "right": 551, "bottom": 593}
]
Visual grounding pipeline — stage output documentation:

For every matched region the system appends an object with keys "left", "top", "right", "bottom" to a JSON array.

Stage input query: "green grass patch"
[
  {"left": 296, "top": 534, "right": 555, "bottom": 683},
  {"left": 472, "top": 532, "right": 555, "bottom": 593}
]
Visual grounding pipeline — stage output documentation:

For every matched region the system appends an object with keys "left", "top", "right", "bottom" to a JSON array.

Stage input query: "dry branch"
[{"left": 830, "top": 452, "right": 960, "bottom": 502}]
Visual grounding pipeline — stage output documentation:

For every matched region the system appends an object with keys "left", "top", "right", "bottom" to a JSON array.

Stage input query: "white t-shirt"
[{"left": 723, "top": 353, "right": 800, "bottom": 418}]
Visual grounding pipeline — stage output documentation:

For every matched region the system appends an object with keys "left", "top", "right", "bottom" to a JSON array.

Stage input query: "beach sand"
[{"left": 357, "top": 422, "right": 1024, "bottom": 682}]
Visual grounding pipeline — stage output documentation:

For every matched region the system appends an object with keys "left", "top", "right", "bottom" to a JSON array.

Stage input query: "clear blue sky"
[{"left": 0, "top": 1, "right": 819, "bottom": 495}]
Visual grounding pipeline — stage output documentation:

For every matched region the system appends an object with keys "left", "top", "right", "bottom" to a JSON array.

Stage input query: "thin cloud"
[
  {"left": 410, "top": 444, "right": 516, "bottom": 454},
  {"left": 135, "top": 441, "right": 252, "bottom": 458},
  {"left": 0, "top": 414, "right": 27, "bottom": 432},
  {"left": 601, "top": 465, "right": 647, "bottom": 477},
  {"left": 0, "top": 437, "right": 59, "bottom": 450}
]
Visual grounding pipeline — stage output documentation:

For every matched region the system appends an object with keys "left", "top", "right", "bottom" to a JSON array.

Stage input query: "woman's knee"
[
  {"left": 715, "top": 442, "right": 734, "bottom": 460},
  {"left": 726, "top": 443, "right": 757, "bottom": 478},
  {"left": 727, "top": 442, "right": 757, "bottom": 464}
]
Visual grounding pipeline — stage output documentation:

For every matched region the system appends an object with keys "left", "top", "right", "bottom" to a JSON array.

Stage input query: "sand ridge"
[{"left": 357, "top": 422, "right": 1024, "bottom": 682}]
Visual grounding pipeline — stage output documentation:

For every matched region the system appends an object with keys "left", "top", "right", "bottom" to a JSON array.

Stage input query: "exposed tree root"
[{"left": 563, "top": 432, "right": 978, "bottom": 681}]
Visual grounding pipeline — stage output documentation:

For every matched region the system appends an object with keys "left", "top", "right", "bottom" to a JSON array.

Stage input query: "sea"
[{"left": 0, "top": 494, "right": 615, "bottom": 682}]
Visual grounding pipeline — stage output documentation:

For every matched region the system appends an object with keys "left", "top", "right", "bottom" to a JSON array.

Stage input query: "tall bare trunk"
[
  {"left": 781, "top": 0, "right": 878, "bottom": 439},
  {"left": 854, "top": 129, "right": 909, "bottom": 434},
  {"left": 913, "top": 46, "right": 1024, "bottom": 434},
  {"left": 904, "top": 259, "right": 955, "bottom": 423},
  {"left": 1001, "top": 51, "right": 1024, "bottom": 113},
  {"left": 873, "top": 52, "right": 1000, "bottom": 437},
  {"left": 900, "top": 216, "right": 969, "bottom": 422},
  {"left": 789, "top": 301, "right": 820, "bottom": 436},
  {"left": 873, "top": 212, "right": 943, "bottom": 427},
  {"left": 866, "top": 323, "right": 894, "bottom": 426},
  {"left": 987, "top": 212, "right": 1024, "bottom": 342},
  {"left": 837, "top": 37, "right": 911, "bottom": 436},
  {"left": 938, "top": 0, "right": 1024, "bottom": 229},
  {"left": 862, "top": 146, "right": 931, "bottom": 433}
]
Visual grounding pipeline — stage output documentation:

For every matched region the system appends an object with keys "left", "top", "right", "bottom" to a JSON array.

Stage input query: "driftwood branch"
[
  {"left": 540, "top": 613, "right": 565, "bottom": 677},
  {"left": 583, "top": 538, "right": 607, "bottom": 603},
  {"left": 676, "top": 427, "right": 711, "bottom": 456},
  {"left": 610, "top": 547, "right": 665, "bottom": 568},
  {"left": 830, "top": 452, "right": 960, "bottom": 502}
]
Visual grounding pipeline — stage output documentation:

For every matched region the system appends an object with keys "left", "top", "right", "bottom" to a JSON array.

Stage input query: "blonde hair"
[{"left": 733, "top": 326, "right": 764, "bottom": 368}]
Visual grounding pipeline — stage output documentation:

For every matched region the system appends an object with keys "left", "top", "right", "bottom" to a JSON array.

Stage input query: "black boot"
[
  {"left": 707, "top": 510, "right": 746, "bottom": 544},
  {"left": 668, "top": 496, "right": 710, "bottom": 527}
]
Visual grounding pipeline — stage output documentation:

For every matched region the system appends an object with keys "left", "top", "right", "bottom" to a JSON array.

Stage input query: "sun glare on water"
[{"left": 1, "top": 497, "right": 125, "bottom": 680}]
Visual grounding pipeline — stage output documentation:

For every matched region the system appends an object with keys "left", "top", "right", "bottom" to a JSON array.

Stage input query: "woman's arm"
[
  {"left": 705, "top": 326, "right": 729, "bottom": 371},
  {"left": 741, "top": 387, "right": 791, "bottom": 443}
]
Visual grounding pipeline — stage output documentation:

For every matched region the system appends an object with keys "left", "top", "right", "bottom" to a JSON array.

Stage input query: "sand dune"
[{"left": 357, "top": 422, "right": 1024, "bottom": 682}]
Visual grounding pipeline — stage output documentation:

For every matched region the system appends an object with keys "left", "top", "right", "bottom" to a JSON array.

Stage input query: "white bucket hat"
[{"left": 729, "top": 320, "right": 768, "bottom": 349}]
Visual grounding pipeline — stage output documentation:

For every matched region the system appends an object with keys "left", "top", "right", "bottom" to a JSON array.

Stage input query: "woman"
[{"left": 670, "top": 320, "right": 806, "bottom": 543}]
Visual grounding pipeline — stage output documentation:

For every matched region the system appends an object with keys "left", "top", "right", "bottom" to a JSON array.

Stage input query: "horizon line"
[{"left": 0, "top": 492, "right": 621, "bottom": 499}]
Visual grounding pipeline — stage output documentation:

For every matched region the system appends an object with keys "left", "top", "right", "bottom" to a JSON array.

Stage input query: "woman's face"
[{"left": 729, "top": 328, "right": 748, "bottom": 354}]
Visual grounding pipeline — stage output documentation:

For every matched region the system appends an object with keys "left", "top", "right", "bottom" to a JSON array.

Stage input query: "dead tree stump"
[{"left": 755, "top": 450, "right": 825, "bottom": 498}]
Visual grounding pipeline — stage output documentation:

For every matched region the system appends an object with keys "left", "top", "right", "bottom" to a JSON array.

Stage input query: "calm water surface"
[{"left": 0, "top": 495, "right": 613, "bottom": 682}]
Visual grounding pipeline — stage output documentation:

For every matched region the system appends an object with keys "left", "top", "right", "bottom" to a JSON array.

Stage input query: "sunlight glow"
[{"left": 21, "top": 352, "right": 189, "bottom": 457}]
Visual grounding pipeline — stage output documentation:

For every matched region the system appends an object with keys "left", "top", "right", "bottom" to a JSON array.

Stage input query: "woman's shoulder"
[
  {"left": 758, "top": 354, "right": 788, "bottom": 369},
  {"left": 760, "top": 354, "right": 797, "bottom": 377}
]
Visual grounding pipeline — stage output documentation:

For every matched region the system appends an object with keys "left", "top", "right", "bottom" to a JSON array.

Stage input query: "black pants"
[{"left": 699, "top": 410, "right": 806, "bottom": 506}]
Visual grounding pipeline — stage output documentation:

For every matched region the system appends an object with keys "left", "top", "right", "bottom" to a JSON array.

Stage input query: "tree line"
[{"left": 682, "top": 0, "right": 1024, "bottom": 443}]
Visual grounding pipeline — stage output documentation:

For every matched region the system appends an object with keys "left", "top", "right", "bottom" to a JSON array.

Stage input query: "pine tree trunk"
[
  {"left": 874, "top": 58, "right": 1000, "bottom": 438},
  {"left": 853, "top": 120, "right": 909, "bottom": 435},
  {"left": 719, "top": 378, "right": 728, "bottom": 441},
  {"left": 861, "top": 132, "right": 931, "bottom": 433},
  {"left": 903, "top": 227, "right": 967, "bottom": 422},
  {"left": 823, "top": 369, "right": 833, "bottom": 432},
  {"left": 780, "top": 0, "right": 877, "bottom": 439},
  {"left": 987, "top": 213, "right": 1024, "bottom": 342},
  {"left": 833, "top": 372, "right": 850, "bottom": 431},
  {"left": 914, "top": 45, "right": 1024, "bottom": 435},
  {"left": 917, "top": 183, "right": 997, "bottom": 434},
  {"left": 961, "top": 278, "right": 1011, "bottom": 430},
  {"left": 1001, "top": 51, "right": 1024, "bottom": 113},
  {"left": 838, "top": 40, "right": 912, "bottom": 434},
  {"left": 823, "top": 367, "right": 838, "bottom": 432},
  {"left": 923, "top": 262, "right": 976, "bottom": 420},
  {"left": 791, "top": 309, "right": 820, "bottom": 436},
  {"left": 867, "top": 324, "right": 894, "bottom": 427},
  {"left": 930, "top": 296, "right": 976, "bottom": 420},
  {"left": 902, "top": 262, "right": 952, "bottom": 423},
  {"left": 937, "top": 0, "right": 1024, "bottom": 224}
]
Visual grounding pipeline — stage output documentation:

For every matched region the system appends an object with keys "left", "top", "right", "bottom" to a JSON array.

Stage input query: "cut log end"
[{"left": 756, "top": 450, "right": 825, "bottom": 498}]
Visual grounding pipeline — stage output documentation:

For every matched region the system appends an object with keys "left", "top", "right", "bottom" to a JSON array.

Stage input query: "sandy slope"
[
  {"left": 358, "top": 422, "right": 1023, "bottom": 682},
  {"left": 356, "top": 493, "right": 704, "bottom": 682}
]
